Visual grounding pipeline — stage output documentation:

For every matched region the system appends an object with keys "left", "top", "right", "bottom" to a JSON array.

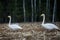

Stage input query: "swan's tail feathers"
[
  {"left": 56, "top": 29, "right": 60, "bottom": 31},
  {"left": 55, "top": 27, "right": 60, "bottom": 31},
  {"left": 19, "top": 27, "right": 23, "bottom": 29}
]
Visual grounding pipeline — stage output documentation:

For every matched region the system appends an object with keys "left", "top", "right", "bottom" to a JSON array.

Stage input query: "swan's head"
[
  {"left": 41, "top": 14, "right": 45, "bottom": 16},
  {"left": 8, "top": 16, "right": 11, "bottom": 18}
]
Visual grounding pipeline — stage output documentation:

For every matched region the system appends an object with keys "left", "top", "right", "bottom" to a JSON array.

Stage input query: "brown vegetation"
[{"left": 0, "top": 22, "right": 60, "bottom": 40}]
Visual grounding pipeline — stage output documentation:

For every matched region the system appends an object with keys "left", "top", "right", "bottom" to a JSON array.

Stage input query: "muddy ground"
[{"left": 0, "top": 22, "right": 60, "bottom": 40}]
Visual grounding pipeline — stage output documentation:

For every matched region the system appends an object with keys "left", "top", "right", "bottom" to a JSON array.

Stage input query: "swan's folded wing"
[
  {"left": 9, "top": 24, "right": 23, "bottom": 30},
  {"left": 45, "top": 23, "right": 59, "bottom": 29}
]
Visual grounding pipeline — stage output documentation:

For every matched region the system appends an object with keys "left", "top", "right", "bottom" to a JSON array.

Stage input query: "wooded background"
[{"left": 0, "top": 0, "right": 60, "bottom": 23}]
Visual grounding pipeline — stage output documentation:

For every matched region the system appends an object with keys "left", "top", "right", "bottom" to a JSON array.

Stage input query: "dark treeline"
[{"left": 0, "top": 0, "right": 60, "bottom": 23}]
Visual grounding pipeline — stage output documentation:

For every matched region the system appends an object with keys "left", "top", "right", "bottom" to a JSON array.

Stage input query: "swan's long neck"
[
  {"left": 42, "top": 15, "right": 45, "bottom": 24},
  {"left": 9, "top": 17, "right": 11, "bottom": 25}
]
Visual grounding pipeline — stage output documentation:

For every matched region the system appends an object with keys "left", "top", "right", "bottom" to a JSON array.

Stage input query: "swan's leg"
[
  {"left": 44, "top": 31, "right": 46, "bottom": 40},
  {"left": 56, "top": 30, "right": 59, "bottom": 36},
  {"left": 23, "top": 38, "right": 26, "bottom": 40},
  {"left": 49, "top": 38, "right": 51, "bottom": 40}
]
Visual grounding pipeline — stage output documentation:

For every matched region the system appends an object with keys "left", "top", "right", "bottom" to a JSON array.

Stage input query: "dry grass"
[{"left": 0, "top": 22, "right": 60, "bottom": 40}]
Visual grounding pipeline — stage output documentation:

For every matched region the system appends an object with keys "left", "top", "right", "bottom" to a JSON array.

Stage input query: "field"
[{"left": 0, "top": 22, "right": 60, "bottom": 40}]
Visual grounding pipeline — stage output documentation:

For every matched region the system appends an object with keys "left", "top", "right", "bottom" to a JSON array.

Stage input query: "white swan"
[
  {"left": 8, "top": 16, "right": 23, "bottom": 30},
  {"left": 41, "top": 14, "right": 59, "bottom": 40},
  {"left": 41, "top": 14, "right": 59, "bottom": 30}
]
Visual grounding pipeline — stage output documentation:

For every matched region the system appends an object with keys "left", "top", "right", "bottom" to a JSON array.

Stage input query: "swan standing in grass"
[
  {"left": 41, "top": 14, "right": 59, "bottom": 30},
  {"left": 8, "top": 16, "right": 23, "bottom": 30},
  {"left": 41, "top": 14, "right": 59, "bottom": 40}
]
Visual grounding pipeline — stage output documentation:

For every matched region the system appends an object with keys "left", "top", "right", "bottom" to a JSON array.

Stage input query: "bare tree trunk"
[
  {"left": 46, "top": 0, "right": 50, "bottom": 22},
  {"left": 13, "top": 0, "right": 17, "bottom": 22},
  {"left": 52, "top": 0, "right": 56, "bottom": 23},
  {"left": 23, "top": 0, "right": 26, "bottom": 22},
  {"left": 39, "top": 0, "right": 41, "bottom": 21},
  {"left": 34, "top": 0, "right": 36, "bottom": 22},
  {"left": 31, "top": 0, "right": 34, "bottom": 22},
  {"left": 15, "top": 0, "right": 17, "bottom": 22}
]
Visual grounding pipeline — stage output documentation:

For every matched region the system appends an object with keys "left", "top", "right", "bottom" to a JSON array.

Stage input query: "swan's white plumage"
[
  {"left": 41, "top": 23, "right": 59, "bottom": 30},
  {"left": 8, "top": 24, "right": 22, "bottom": 30},
  {"left": 8, "top": 16, "right": 23, "bottom": 30},
  {"left": 41, "top": 14, "right": 59, "bottom": 40},
  {"left": 41, "top": 14, "right": 59, "bottom": 30}
]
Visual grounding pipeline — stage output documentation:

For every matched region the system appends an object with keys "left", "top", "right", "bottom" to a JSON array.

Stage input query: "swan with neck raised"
[
  {"left": 8, "top": 16, "right": 23, "bottom": 30},
  {"left": 41, "top": 14, "right": 59, "bottom": 40},
  {"left": 41, "top": 14, "right": 59, "bottom": 30}
]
